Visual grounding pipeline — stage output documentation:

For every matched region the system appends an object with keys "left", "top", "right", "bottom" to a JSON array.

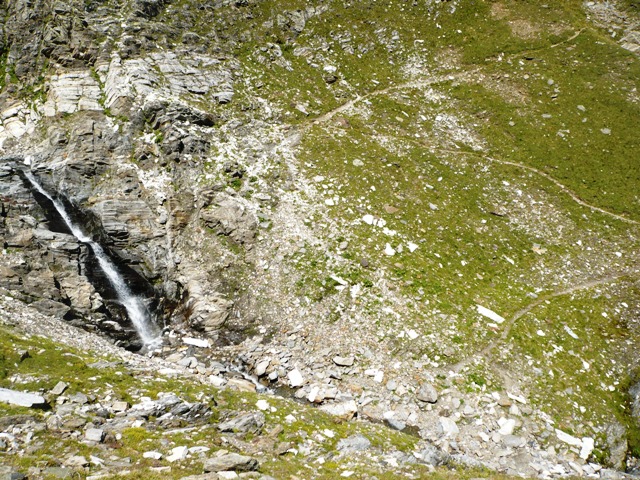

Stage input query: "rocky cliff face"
[{"left": 1, "top": 0, "right": 640, "bottom": 477}]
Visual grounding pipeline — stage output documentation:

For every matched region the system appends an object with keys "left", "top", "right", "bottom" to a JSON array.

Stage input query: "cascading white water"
[{"left": 24, "top": 171, "right": 160, "bottom": 346}]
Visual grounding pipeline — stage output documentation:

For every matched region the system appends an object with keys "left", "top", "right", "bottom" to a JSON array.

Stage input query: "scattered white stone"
[
  {"left": 325, "top": 198, "right": 335, "bottom": 206},
  {"left": 362, "top": 214, "right": 386, "bottom": 228},
  {"left": 143, "top": 451, "right": 163, "bottom": 460},
  {"left": 498, "top": 418, "right": 516, "bottom": 435},
  {"left": 536, "top": 330, "right": 545, "bottom": 337},
  {"left": 166, "top": 446, "right": 188, "bottom": 463},
  {"left": 256, "top": 399, "right": 269, "bottom": 411},
  {"left": 319, "top": 400, "right": 358, "bottom": 419},
  {"left": 288, "top": 368, "right": 304, "bottom": 387},
  {"left": 601, "top": 128, "right": 611, "bottom": 135},
  {"left": 507, "top": 392, "right": 527, "bottom": 404},
  {"left": 341, "top": 472, "right": 354, "bottom": 477},
  {"left": 407, "top": 242, "right": 418, "bottom": 252},
  {"left": 85, "top": 428, "right": 104, "bottom": 443},
  {"left": 188, "top": 446, "right": 210, "bottom": 454},
  {"left": 439, "top": 417, "right": 459, "bottom": 436},
  {"left": 407, "top": 329, "right": 419, "bottom": 340},
  {"left": 477, "top": 305, "right": 505, "bottom": 324},
  {"left": 209, "top": 375, "right": 227, "bottom": 387},
  {"left": 352, "top": 159, "right": 364, "bottom": 166},
  {"left": 555, "top": 429, "right": 582, "bottom": 447},
  {"left": 183, "top": 337, "right": 210, "bottom": 348},
  {"left": 564, "top": 326, "right": 579, "bottom": 339},
  {"left": 330, "top": 275, "right": 348, "bottom": 286},
  {"left": 384, "top": 243, "right": 395, "bottom": 256},
  {"left": 217, "top": 472, "right": 239, "bottom": 479},
  {"left": 374, "top": 370, "right": 384, "bottom": 383},
  {"left": 580, "top": 437, "right": 595, "bottom": 460}
]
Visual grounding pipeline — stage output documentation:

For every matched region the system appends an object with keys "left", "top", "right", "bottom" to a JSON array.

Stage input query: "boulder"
[
  {"left": 203, "top": 453, "right": 259, "bottom": 473},
  {"left": 0, "top": 388, "right": 47, "bottom": 408},
  {"left": 218, "top": 412, "right": 265, "bottom": 434},
  {"left": 416, "top": 383, "right": 438, "bottom": 403}
]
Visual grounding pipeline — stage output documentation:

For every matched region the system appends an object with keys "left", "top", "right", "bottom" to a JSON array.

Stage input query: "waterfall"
[{"left": 24, "top": 171, "right": 161, "bottom": 347}]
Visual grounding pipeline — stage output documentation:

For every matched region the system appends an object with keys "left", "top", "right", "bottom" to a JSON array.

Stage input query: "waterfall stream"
[{"left": 24, "top": 171, "right": 161, "bottom": 347}]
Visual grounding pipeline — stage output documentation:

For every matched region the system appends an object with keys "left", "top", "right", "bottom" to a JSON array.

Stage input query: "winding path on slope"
[{"left": 448, "top": 272, "right": 634, "bottom": 374}]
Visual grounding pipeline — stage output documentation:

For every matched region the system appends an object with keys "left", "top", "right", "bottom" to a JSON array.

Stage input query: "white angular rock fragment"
[
  {"left": 330, "top": 275, "right": 348, "bottom": 286},
  {"left": 477, "top": 305, "right": 505, "bottom": 324},
  {"left": 407, "top": 242, "right": 419, "bottom": 252},
  {"left": 0, "top": 388, "right": 47, "bottom": 408},
  {"left": 536, "top": 330, "right": 545, "bottom": 336},
  {"left": 384, "top": 243, "right": 396, "bottom": 256},
  {"left": 189, "top": 446, "right": 210, "bottom": 454},
  {"left": 256, "top": 399, "right": 269, "bottom": 411},
  {"left": 352, "top": 159, "right": 364, "bottom": 166},
  {"left": 439, "top": 417, "right": 459, "bottom": 436},
  {"left": 143, "top": 451, "right": 163, "bottom": 460},
  {"left": 112, "top": 401, "right": 129, "bottom": 412},
  {"left": 288, "top": 368, "right": 304, "bottom": 387},
  {"left": 255, "top": 360, "right": 270, "bottom": 377},
  {"left": 319, "top": 400, "right": 358, "bottom": 420},
  {"left": 218, "top": 472, "right": 239, "bottom": 479},
  {"left": 362, "top": 214, "right": 386, "bottom": 228},
  {"left": 407, "top": 329, "right": 419, "bottom": 340},
  {"left": 183, "top": 337, "right": 210, "bottom": 348},
  {"left": 85, "top": 428, "right": 104, "bottom": 443},
  {"left": 564, "top": 326, "right": 579, "bottom": 339},
  {"left": 374, "top": 371, "right": 384, "bottom": 383},
  {"left": 167, "top": 445, "right": 189, "bottom": 462},
  {"left": 209, "top": 375, "right": 227, "bottom": 387},
  {"left": 580, "top": 437, "right": 595, "bottom": 460},
  {"left": 507, "top": 392, "right": 527, "bottom": 404},
  {"left": 284, "top": 414, "right": 297, "bottom": 424},
  {"left": 498, "top": 418, "right": 516, "bottom": 435},
  {"left": 333, "top": 356, "right": 355, "bottom": 367},
  {"left": 555, "top": 429, "right": 582, "bottom": 447},
  {"left": 50, "top": 381, "right": 68, "bottom": 396},
  {"left": 325, "top": 198, "right": 335, "bottom": 206}
]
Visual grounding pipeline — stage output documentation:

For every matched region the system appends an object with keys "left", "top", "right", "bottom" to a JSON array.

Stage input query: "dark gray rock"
[
  {"left": 218, "top": 411, "right": 265, "bottom": 434},
  {"left": 417, "top": 444, "right": 449, "bottom": 466}
]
